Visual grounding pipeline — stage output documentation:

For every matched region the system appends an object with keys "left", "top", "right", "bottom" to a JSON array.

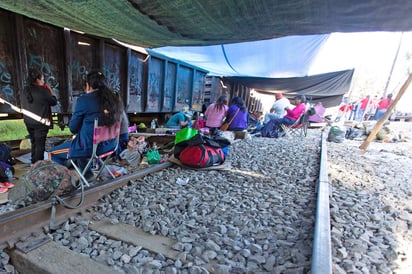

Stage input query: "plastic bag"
[
  {"left": 146, "top": 149, "right": 161, "bottom": 164},
  {"left": 327, "top": 126, "right": 345, "bottom": 143},
  {"left": 101, "top": 164, "right": 128, "bottom": 178},
  {"left": 175, "top": 127, "right": 198, "bottom": 144}
]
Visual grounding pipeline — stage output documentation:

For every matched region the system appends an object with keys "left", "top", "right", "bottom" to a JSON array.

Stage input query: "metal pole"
[{"left": 382, "top": 32, "right": 404, "bottom": 98}]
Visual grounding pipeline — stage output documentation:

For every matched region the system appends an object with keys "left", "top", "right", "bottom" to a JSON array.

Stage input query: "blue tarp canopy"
[
  {"left": 151, "top": 35, "right": 330, "bottom": 77},
  {"left": 151, "top": 35, "right": 354, "bottom": 107}
]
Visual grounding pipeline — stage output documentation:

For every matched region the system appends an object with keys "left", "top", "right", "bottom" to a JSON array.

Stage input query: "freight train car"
[{"left": 0, "top": 8, "right": 262, "bottom": 128}]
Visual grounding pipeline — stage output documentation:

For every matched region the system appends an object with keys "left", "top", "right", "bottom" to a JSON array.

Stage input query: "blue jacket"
[{"left": 69, "top": 91, "right": 116, "bottom": 158}]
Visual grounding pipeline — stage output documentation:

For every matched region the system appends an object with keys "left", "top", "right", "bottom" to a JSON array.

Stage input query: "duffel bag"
[{"left": 179, "top": 144, "right": 225, "bottom": 168}]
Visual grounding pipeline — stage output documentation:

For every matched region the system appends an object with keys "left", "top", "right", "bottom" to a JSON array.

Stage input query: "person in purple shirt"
[{"left": 223, "top": 96, "right": 248, "bottom": 131}]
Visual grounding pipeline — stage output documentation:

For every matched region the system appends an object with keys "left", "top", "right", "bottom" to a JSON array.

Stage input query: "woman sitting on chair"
[
  {"left": 260, "top": 95, "right": 306, "bottom": 138},
  {"left": 48, "top": 70, "right": 123, "bottom": 171}
]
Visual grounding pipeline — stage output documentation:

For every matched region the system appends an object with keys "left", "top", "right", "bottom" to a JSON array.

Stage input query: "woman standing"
[
  {"left": 21, "top": 68, "right": 57, "bottom": 164},
  {"left": 49, "top": 70, "right": 123, "bottom": 170},
  {"left": 204, "top": 95, "right": 228, "bottom": 134},
  {"left": 222, "top": 96, "right": 248, "bottom": 131}
]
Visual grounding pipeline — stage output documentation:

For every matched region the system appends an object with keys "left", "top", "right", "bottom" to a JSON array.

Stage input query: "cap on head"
[{"left": 184, "top": 111, "right": 193, "bottom": 119}]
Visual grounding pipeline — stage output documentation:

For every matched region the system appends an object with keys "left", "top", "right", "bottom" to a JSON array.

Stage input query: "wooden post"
[{"left": 359, "top": 74, "right": 412, "bottom": 151}]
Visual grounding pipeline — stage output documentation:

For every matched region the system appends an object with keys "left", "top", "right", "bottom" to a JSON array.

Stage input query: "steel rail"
[
  {"left": 0, "top": 161, "right": 173, "bottom": 249},
  {"left": 311, "top": 130, "right": 332, "bottom": 273}
]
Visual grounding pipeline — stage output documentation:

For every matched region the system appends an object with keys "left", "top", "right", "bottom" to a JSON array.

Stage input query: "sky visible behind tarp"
[
  {"left": 309, "top": 32, "right": 412, "bottom": 112},
  {"left": 154, "top": 31, "right": 412, "bottom": 112}
]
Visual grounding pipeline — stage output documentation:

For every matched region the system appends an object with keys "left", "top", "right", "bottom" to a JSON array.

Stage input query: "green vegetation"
[{"left": 0, "top": 119, "right": 71, "bottom": 142}]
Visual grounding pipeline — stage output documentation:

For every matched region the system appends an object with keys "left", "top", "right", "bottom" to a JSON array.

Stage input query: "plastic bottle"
[
  {"left": 151, "top": 119, "right": 156, "bottom": 129},
  {"left": 152, "top": 142, "right": 158, "bottom": 150},
  {"left": 5, "top": 167, "right": 13, "bottom": 180}
]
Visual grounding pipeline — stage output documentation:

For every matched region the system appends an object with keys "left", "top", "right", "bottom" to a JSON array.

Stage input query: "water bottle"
[
  {"left": 151, "top": 119, "right": 156, "bottom": 129},
  {"left": 5, "top": 167, "right": 13, "bottom": 180}
]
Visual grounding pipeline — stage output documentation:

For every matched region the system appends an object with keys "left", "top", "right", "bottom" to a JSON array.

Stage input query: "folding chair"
[
  {"left": 280, "top": 111, "right": 310, "bottom": 137},
  {"left": 70, "top": 118, "right": 121, "bottom": 187}
]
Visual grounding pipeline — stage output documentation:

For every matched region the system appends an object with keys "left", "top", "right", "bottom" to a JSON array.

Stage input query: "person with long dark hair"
[
  {"left": 222, "top": 96, "right": 248, "bottom": 131},
  {"left": 48, "top": 70, "right": 123, "bottom": 170},
  {"left": 21, "top": 67, "right": 58, "bottom": 164},
  {"left": 204, "top": 95, "right": 228, "bottom": 134}
]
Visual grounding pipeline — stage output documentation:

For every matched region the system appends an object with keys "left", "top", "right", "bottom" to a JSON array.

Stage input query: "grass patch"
[{"left": 0, "top": 119, "right": 72, "bottom": 141}]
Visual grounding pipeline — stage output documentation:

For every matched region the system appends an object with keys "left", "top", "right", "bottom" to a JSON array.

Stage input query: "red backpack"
[{"left": 179, "top": 144, "right": 225, "bottom": 168}]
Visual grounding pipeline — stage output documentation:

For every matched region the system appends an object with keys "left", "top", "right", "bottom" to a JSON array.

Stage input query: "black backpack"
[
  {"left": 261, "top": 119, "right": 279, "bottom": 138},
  {"left": 174, "top": 133, "right": 230, "bottom": 160},
  {"left": 0, "top": 143, "right": 14, "bottom": 165}
]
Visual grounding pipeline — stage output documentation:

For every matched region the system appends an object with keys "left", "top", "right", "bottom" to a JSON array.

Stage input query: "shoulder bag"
[{"left": 220, "top": 108, "right": 240, "bottom": 131}]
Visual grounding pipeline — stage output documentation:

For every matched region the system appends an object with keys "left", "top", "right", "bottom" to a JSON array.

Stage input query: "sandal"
[{"left": 0, "top": 182, "right": 14, "bottom": 188}]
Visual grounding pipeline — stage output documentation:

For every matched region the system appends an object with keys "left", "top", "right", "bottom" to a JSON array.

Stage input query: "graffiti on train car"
[
  {"left": 147, "top": 58, "right": 163, "bottom": 112},
  {"left": 175, "top": 66, "right": 192, "bottom": 111},
  {"left": 28, "top": 54, "right": 62, "bottom": 113},
  {"left": 103, "top": 64, "right": 121, "bottom": 93},
  {"left": 163, "top": 62, "right": 176, "bottom": 112},
  {"left": 191, "top": 71, "right": 205, "bottom": 111},
  {"left": 127, "top": 51, "right": 144, "bottom": 113},
  {"left": 0, "top": 60, "right": 15, "bottom": 105},
  {"left": 71, "top": 60, "right": 88, "bottom": 88},
  {"left": 1, "top": 8, "right": 262, "bottom": 119},
  {"left": 24, "top": 16, "right": 65, "bottom": 113},
  {"left": 104, "top": 44, "right": 124, "bottom": 94}
]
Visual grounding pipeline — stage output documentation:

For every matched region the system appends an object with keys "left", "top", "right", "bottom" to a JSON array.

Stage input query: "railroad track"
[
  {"left": 0, "top": 131, "right": 332, "bottom": 273},
  {"left": 0, "top": 161, "right": 173, "bottom": 249}
]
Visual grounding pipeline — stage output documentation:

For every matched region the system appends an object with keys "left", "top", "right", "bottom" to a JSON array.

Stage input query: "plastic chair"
[
  {"left": 280, "top": 111, "right": 310, "bottom": 137},
  {"left": 70, "top": 119, "right": 121, "bottom": 187}
]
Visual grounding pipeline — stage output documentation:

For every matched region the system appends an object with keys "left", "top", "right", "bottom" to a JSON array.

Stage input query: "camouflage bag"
[{"left": 20, "top": 160, "right": 79, "bottom": 205}]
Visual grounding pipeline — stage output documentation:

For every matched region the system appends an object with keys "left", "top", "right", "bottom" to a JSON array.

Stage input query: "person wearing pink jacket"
[
  {"left": 258, "top": 95, "right": 306, "bottom": 138},
  {"left": 204, "top": 95, "right": 228, "bottom": 134},
  {"left": 283, "top": 95, "right": 306, "bottom": 122}
]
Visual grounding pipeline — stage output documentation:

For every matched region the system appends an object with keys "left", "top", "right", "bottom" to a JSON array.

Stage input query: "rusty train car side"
[{"left": 0, "top": 8, "right": 261, "bottom": 127}]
